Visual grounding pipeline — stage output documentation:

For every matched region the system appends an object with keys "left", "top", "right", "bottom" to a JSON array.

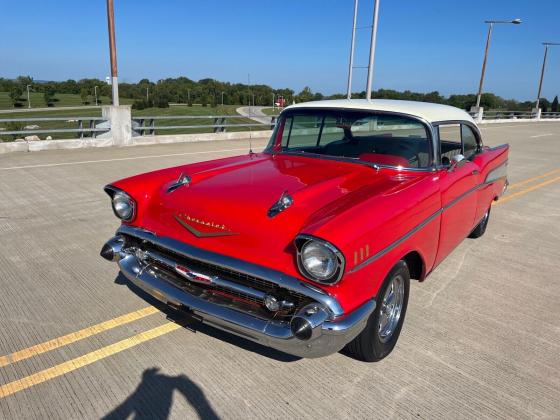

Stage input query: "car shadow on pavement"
[
  {"left": 102, "top": 367, "right": 219, "bottom": 420},
  {"left": 114, "top": 274, "right": 300, "bottom": 363}
]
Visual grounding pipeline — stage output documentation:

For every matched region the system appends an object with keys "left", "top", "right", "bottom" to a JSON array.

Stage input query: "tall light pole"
[
  {"left": 346, "top": 0, "right": 359, "bottom": 99},
  {"left": 221, "top": 91, "right": 225, "bottom": 107},
  {"left": 365, "top": 0, "right": 381, "bottom": 101},
  {"left": 26, "top": 84, "right": 32, "bottom": 109},
  {"left": 536, "top": 42, "right": 560, "bottom": 111},
  {"left": 247, "top": 73, "right": 251, "bottom": 114},
  {"left": 146, "top": 87, "right": 149, "bottom": 101},
  {"left": 106, "top": 0, "right": 119, "bottom": 106},
  {"left": 474, "top": 19, "right": 522, "bottom": 109},
  {"left": 94, "top": 85, "right": 99, "bottom": 106}
]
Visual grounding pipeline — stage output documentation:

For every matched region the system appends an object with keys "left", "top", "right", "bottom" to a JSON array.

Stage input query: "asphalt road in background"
[{"left": 0, "top": 123, "right": 559, "bottom": 419}]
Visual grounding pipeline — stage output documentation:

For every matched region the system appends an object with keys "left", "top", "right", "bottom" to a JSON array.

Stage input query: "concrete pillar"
[
  {"left": 532, "top": 108, "right": 542, "bottom": 120},
  {"left": 102, "top": 105, "right": 132, "bottom": 146},
  {"left": 470, "top": 106, "right": 484, "bottom": 123}
]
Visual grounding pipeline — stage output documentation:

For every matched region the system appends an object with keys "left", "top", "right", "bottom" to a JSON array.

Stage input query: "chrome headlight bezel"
[
  {"left": 295, "top": 235, "right": 345, "bottom": 285},
  {"left": 104, "top": 185, "right": 136, "bottom": 222}
]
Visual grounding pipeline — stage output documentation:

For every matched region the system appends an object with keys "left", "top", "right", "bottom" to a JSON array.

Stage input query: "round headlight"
[
  {"left": 112, "top": 192, "right": 135, "bottom": 221},
  {"left": 298, "top": 238, "right": 343, "bottom": 283}
]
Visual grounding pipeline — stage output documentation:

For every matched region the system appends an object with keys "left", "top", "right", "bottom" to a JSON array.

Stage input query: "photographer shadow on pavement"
[{"left": 102, "top": 367, "right": 219, "bottom": 420}]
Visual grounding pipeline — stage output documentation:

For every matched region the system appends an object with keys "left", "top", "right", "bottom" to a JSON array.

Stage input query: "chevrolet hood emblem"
[{"left": 174, "top": 213, "right": 238, "bottom": 238}]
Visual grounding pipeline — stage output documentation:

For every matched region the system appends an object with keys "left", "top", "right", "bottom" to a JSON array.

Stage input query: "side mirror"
[{"left": 448, "top": 154, "right": 466, "bottom": 172}]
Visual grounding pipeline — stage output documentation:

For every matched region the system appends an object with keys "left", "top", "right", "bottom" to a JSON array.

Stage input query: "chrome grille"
[{"left": 123, "top": 234, "right": 312, "bottom": 315}]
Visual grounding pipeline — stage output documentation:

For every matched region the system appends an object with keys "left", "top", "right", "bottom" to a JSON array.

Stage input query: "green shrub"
[
  {"left": 0, "top": 121, "right": 24, "bottom": 141},
  {"left": 132, "top": 99, "right": 149, "bottom": 110},
  {"left": 9, "top": 87, "right": 23, "bottom": 107},
  {"left": 153, "top": 96, "right": 169, "bottom": 108}
]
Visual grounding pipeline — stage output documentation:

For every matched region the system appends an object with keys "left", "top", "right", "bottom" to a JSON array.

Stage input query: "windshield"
[{"left": 266, "top": 109, "right": 432, "bottom": 169}]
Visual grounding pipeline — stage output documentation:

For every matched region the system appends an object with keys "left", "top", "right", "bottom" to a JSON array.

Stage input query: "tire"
[
  {"left": 468, "top": 207, "right": 491, "bottom": 239},
  {"left": 345, "top": 260, "right": 410, "bottom": 362}
]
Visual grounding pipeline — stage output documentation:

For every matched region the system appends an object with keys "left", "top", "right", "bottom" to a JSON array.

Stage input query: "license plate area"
[{"left": 166, "top": 302, "right": 203, "bottom": 330}]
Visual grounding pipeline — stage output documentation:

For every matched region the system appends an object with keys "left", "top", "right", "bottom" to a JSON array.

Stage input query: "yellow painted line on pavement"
[
  {"left": 508, "top": 168, "right": 560, "bottom": 190},
  {"left": 496, "top": 175, "right": 560, "bottom": 206},
  {"left": 0, "top": 306, "right": 158, "bottom": 368},
  {"left": 0, "top": 322, "right": 181, "bottom": 399}
]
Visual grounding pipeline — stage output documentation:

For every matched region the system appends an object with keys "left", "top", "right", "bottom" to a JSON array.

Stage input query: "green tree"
[
  {"left": 80, "top": 88, "right": 89, "bottom": 105},
  {"left": 538, "top": 98, "right": 550, "bottom": 112},
  {"left": 9, "top": 86, "right": 23, "bottom": 107},
  {"left": 43, "top": 87, "right": 56, "bottom": 106},
  {"left": 551, "top": 96, "right": 559, "bottom": 113},
  {"left": 295, "top": 86, "right": 314, "bottom": 103},
  {"left": 16, "top": 75, "right": 33, "bottom": 87}
]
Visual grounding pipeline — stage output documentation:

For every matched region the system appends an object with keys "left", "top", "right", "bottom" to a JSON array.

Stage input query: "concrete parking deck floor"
[{"left": 0, "top": 123, "right": 559, "bottom": 419}]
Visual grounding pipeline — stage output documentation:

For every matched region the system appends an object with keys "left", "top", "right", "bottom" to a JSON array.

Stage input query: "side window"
[
  {"left": 283, "top": 115, "right": 322, "bottom": 149},
  {"left": 438, "top": 124, "right": 462, "bottom": 164},
  {"left": 319, "top": 116, "right": 345, "bottom": 145},
  {"left": 461, "top": 124, "right": 478, "bottom": 160},
  {"left": 280, "top": 116, "right": 292, "bottom": 148}
]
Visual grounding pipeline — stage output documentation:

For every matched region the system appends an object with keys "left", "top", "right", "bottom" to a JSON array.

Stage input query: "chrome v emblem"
[
  {"left": 167, "top": 173, "right": 191, "bottom": 193},
  {"left": 174, "top": 214, "right": 239, "bottom": 238}
]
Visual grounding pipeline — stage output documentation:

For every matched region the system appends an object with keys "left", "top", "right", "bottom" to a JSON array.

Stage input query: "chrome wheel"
[{"left": 378, "top": 274, "right": 405, "bottom": 343}]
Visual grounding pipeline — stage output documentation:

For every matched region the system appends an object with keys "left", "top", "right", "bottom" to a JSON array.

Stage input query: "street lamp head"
[
  {"left": 485, "top": 18, "right": 522, "bottom": 25},
  {"left": 543, "top": 42, "right": 560, "bottom": 46}
]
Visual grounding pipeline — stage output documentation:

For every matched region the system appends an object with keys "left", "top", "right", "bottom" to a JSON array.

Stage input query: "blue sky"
[{"left": 1, "top": 0, "right": 559, "bottom": 101}]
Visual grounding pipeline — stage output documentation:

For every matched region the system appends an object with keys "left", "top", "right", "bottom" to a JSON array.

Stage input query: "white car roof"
[{"left": 286, "top": 99, "right": 475, "bottom": 124}]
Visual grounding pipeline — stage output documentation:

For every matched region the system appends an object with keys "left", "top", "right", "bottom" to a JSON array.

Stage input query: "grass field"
[
  {"left": 0, "top": 91, "right": 135, "bottom": 110},
  {"left": 262, "top": 107, "right": 281, "bottom": 116},
  {"left": 0, "top": 104, "right": 263, "bottom": 141}
]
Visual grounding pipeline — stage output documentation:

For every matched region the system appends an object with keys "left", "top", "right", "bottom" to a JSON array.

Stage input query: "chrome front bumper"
[{"left": 101, "top": 226, "right": 375, "bottom": 358}]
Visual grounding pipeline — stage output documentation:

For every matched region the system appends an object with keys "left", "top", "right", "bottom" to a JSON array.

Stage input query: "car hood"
[{"left": 116, "top": 153, "right": 424, "bottom": 277}]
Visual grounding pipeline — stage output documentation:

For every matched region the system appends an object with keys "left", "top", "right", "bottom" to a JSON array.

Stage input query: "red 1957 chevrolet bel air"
[{"left": 101, "top": 99, "right": 508, "bottom": 361}]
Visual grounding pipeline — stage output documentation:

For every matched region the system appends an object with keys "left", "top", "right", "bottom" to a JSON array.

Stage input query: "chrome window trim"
[
  {"left": 116, "top": 225, "right": 345, "bottom": 317},
  {"left": 432, "top": 120, "right": 483, "bottom": 167},
  {"left": 265, "top": 107, "right": 438, "bottom": 172},
  {"left": 294, "top": 234, "right": 346, "bottom": 285}
]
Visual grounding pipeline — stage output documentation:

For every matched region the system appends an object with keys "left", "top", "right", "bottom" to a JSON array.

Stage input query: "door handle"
[{"left": 471, "top": 169, "right": 480, "bottom": 175}]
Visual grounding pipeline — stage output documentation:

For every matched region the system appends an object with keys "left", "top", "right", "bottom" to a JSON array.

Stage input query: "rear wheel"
[
  {"left": 469, "top": 207, "right": 491, "bottom": 239},
  {"left": 345, "top": 261, "right": 410, "bottom": 362}
]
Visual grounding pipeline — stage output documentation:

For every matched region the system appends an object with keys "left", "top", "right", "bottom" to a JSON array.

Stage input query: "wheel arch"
[{"left": 400, "top": 250, "right": 426, "bottom": 281}]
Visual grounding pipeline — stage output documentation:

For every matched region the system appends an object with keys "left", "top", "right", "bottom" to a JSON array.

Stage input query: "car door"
[{"left": 434, "top": 123, "right": 481, "bottom": 266}]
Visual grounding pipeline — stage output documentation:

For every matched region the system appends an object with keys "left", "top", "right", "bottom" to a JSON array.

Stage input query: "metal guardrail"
[
  {"left": 541, "top": 112, "right": 560, "bottom": 119},
  {"left": 468, "top": 110, "right": 560, "bottom": 120},
  {"left": 0, "top": 116, "right": 108, "bottom": 139},
  {"left": 4, "top": 109, "right": 556, "bottom": 142},
  {"left": 133, "top": 115, "right": 277, "bottom": 135}
]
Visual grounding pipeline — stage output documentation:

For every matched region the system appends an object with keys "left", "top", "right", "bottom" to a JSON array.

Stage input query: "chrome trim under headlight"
[
  {"left": 295, "top": 235, "right": 345, "bottom": 285},
  {"left": 104, "top": 185, "right": 136, "bottom": 221}
]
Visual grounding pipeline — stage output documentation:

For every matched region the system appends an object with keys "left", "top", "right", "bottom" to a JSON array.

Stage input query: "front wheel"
[{"left": 345, "top": 261, "right": 410, "bottom": 362}]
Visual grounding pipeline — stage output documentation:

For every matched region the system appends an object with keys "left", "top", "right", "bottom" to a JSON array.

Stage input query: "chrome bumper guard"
[{"left": 101, "top": 225, "right": 375, "bottom": 358}]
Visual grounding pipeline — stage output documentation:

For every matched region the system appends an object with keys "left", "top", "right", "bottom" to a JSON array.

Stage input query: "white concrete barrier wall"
[{"left": 0, "top": 130, "right": 273, "bottom": 154}]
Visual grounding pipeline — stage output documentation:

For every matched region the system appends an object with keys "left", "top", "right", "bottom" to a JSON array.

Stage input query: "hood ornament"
[
  {"left": 268, "top": 191, "right": 294, "bottom": 218},
  {"left": 167, "top": 173, "right": 191, "bottom": 193}
]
